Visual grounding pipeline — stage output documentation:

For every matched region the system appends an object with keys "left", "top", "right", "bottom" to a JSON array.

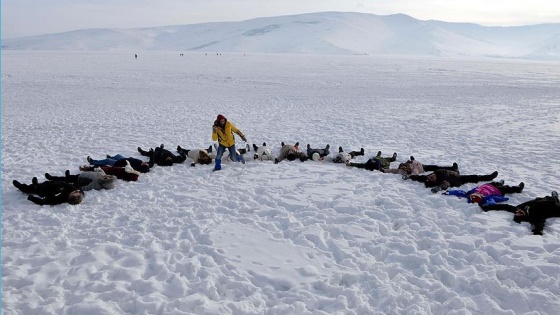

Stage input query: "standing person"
[{"left": 212, "top": 114, "right": 247, "bottom": 171}]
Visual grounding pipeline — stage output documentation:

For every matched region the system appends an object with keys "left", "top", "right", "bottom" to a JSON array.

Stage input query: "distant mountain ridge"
[{"left": 3, "top": 12, "right": 560, "bottom": 60}]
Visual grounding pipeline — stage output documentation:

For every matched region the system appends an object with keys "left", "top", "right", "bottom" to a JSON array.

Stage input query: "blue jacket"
[{"left": 445, "top": 188, "right": 509, "bottom": 206}]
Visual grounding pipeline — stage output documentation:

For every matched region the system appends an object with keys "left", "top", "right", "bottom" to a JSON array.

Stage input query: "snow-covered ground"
[{"left": 2, "top": 51, "right": 560, "bottom": 314}]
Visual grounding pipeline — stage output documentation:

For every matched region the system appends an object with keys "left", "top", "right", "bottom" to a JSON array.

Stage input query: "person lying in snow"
[
  {"left": 306, "top": 143, "right": 331, "bottom": 161},
  {"left": 274, "top": 142, "right": 308, "bottom": 163},
  {"left": 13, "top": 177, "right": 85, "bottom": 206},
  {"left": 345, "top": 151, "right": 397, "bottom": 171},
  {"left": 79, "top": 161, "right": 141, "bottom": 182},
  {"left": 443, "top": 180, "right": 525, "bottom": 206},
  {"left": 333, "top": 146, "right": 365, "bottom": 163},
  {"left": 177, "top": 145, "right": 214, "bottom": 167},
  {"left": 137, "top": 144, "right": 187, "bottom": 167},
  {"left": 383, "top": 156, "right": 458, "bottom": 178},
  {"left": 407, "top": 169, "right": 499, "bottom": 193},
  {"left": 252, "top": 142, "right": 276, "bottom": 161},
  {"left": 44, "top": 169, "right": 118, "bottom": 191},
  {"left": 480, "top": 191, "right": 560, "bottom": 235},
  {"left": 87, "top": 154, "right": 152, "bottom": 173}
]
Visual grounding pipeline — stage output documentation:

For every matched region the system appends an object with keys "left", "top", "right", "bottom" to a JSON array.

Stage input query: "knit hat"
[{"left": 217, "top": 114, "right": 226, "bottom": 121}]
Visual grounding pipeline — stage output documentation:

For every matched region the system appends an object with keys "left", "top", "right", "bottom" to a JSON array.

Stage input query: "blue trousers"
[{"left": 215, "top": 144, "right": 241, "bottom": 162}]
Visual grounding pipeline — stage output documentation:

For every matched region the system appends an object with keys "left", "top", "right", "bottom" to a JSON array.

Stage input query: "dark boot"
[
  {"left": 14, "top": 180, "right": 37, "bottom": 194},
  {"left": 339, "top": 146, "right": 344, "bottom": 153},
  {"left": 44, "top": 173, "right": 66, "bottom": 182},
  {"left": 253, "top": 144, "right": 259, "bottom": 151},
  {"left": 517, "top": 182, "right": 525, "bottom": 193},
  {"left": 497, "top": 182, "right": 524, "bottom": 195},
  {"left": 484, "top": 171, "right": 499, "bottom": 181},
  {"left": 13, "top": 180, "right": 25, "bottom": 192},
  {"left": 137, "top": 147, "right": 150, "bottom": 157}
]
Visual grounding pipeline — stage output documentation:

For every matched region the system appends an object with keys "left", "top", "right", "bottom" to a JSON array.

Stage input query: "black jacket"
[
  {"left": 29, "top": 181, "right": 83, "bottom": 205},
  {"left": 514, "top": 196, "right": 560, "bottom": 235}
]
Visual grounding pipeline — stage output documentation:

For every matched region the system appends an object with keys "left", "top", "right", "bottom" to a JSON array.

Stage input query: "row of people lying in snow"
[{"left": 12, "top": 143, "right": 560, "bottom": 235}]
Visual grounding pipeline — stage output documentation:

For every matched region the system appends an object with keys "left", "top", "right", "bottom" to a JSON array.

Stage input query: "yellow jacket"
[{"left": 212, "top": 121, "right": 245, "bottom": 147}]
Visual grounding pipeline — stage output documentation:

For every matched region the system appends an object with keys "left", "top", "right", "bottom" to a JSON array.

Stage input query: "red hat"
[{"left": 217, "top": 114, "right": 226, "bottom": 121}]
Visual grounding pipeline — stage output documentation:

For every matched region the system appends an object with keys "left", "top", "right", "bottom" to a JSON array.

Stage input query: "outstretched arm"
[
  {"left": 408, "top": 175, "right": 427, "bottom": 182},
  {"left": 27, "top": 195, "right": 46, "bottom": 205},
  {"left": 479, "top": 203, "right": 517, "bottom": 212},
  {"left": 532, "top": 219, "right": 546, "bottom": 235}
]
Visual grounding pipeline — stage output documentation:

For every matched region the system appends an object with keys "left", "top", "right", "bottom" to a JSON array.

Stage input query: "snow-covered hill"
[{"left": 3, "top": 12, "right": 560, "bottom": 60}]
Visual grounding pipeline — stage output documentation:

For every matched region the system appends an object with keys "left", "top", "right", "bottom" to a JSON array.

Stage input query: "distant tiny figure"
[{"left": 135, "top": 54, "right": 137, "bottom": 59}]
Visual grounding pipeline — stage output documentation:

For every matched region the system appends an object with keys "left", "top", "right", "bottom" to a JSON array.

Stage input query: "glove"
[
  {"left": 431, "top": 186, "right": 442, "bottom": 193},
  {"left": 402, "top": 175, "right": 410, "bottom": 180},
  {"left": 212, "top": 126, "right": 217, "bottom": 133},
  {"left": 240, "top": 135, "right": 247, "bottom": 142}
]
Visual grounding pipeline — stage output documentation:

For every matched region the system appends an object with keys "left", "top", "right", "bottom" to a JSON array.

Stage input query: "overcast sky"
[{"left": 2, "top": 0, "right": 560, "bottom": 39}]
